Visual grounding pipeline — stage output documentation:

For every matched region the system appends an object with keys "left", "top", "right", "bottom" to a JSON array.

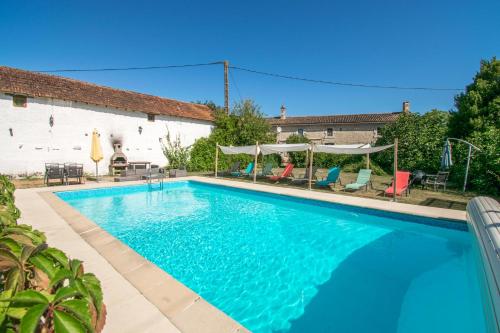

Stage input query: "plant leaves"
[
  {"left": 57, "top": 299, "right": 92, "bottom": 332},
  {"left": 54, "top": 286, "right": 80, "bottom": 304},
  {"left": 29, "top": 253, "right": 57, "bottom": 279},
  {"left": 19, "top": 303, "right": 47, "bottom": 333},
  {"left": 10, "top": 290, "right": 49, "bottom": 306},
  {"left": 44, "top": 248, "right": 69, "bottom": 269},
  {"left": 49, "top": 268, "right": 73, "bottom": 289},
  {"left": 53, "top": 309, "right": 86, "bottom": 333}
]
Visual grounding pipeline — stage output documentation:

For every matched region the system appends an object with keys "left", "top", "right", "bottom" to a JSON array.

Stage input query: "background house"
[
  {"left": 268, "top": 102, "right": 409, "bottom": 144},
  {"left": 0, "top": 66, "right": 213, "bottom": 175}
]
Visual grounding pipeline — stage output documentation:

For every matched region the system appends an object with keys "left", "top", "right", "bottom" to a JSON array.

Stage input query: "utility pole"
[{"left": 224, "top": 60, "right": 229, "bottom": 114}]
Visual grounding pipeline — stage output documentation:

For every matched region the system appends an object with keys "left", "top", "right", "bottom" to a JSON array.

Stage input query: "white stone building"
[{"left": 0, "top": 66, "right": 213, "bottom": 175}]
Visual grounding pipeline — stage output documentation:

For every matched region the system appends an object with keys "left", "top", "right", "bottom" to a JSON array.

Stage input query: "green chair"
[
  {"left": 257, "top": 163, "right": 273, "bottom": 177},
  {"left": 344, "top": 169, "right": 372, "bottom": 191},
  {"left": 232, "top": 162, "right": 254, "bottom": 177}
]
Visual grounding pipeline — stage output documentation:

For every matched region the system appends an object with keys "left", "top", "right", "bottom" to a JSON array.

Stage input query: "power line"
[
  {"left": 230, "top": 65, "right": 463, "bottom": 91},
  {"left": 229, "top": 69, "right": 244, "bottom": 102},
  {"left": 35, "top": 62, "right": 224, "bottom": 73}
]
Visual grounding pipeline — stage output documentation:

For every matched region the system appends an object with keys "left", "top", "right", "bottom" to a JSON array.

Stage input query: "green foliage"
[
  {"left": 0, "top": 175, "right": 106, "bottom": 332},
  {"left": 374, "top": 110, "right": 450, "bottom": 173},
  {"left": 188, "top": 100, "right": 276, "bottom": 171},
  {"left": 448, "top": 57, "right": 500, "bottom": 194},
  {"left": 285, "top": 134, "right": 310, "bottom": 168},
  {"left": 162, "top": 129, "right": 189, "bottom": 170}
]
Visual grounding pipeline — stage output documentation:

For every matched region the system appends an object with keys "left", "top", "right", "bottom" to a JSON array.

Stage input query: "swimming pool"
[{"left": 57, "top": 181, "right": 487, "bottom": 332}]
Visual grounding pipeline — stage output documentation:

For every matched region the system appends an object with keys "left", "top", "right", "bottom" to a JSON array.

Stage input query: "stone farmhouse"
[{"left": 268, "top": 102, "right": 409, "bottom": 145}]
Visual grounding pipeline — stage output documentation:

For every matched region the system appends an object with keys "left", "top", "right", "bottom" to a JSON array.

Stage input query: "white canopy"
[
  {"left": 219, "top": 145, "right": 259, "bottom": 156},
  {"left": 259, "top": 143, "right": 311, "bottom": 155},
  {"left": 313, "top": 143, "right": 394, "bottom": 154}
]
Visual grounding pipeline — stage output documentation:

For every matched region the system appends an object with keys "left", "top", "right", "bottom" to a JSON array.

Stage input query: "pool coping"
[{"left": 19, "top": 176, "right": 467, "bottom": 333}]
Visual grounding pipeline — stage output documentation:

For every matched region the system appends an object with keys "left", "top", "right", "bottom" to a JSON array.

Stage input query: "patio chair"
[
  {"left": 267, "top": 164, "right": 294, "bottom": 183},
  {"left": 257, "top": 163, "right": 274, "bottom": 177},
  {"left": 384, "top": 171, "right": 411, "bottom": 197},
  {"left": 64, "top": 163, "right": 84, "bottom": 185},
  {"left": 219, "top": 161, "right": 241, "bottom": 177},
  {"left": 232, "top": 162, "right": 254, "bottom": 177},
  {"left": 316, "top": 167, "right": 341, "bottom": 188},
  {"left": 344, "top": 169, "right": 372, "bottom": 192},
  {"left": 410, "top": 170, "right": 426, "bottom": 189},
  {"left": 291, "top": 166, "right": 318, "bottom": 185},
  {"left": 44, "top": 163, "right": 64, "bottom": 185},
  {"left": 423, "top": 171, "right": 449, "bottom": 191}
]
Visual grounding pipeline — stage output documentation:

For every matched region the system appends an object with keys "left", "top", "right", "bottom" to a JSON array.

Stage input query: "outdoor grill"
[{"left": 109, "top": 143, "right": 128, "bottom": 175}]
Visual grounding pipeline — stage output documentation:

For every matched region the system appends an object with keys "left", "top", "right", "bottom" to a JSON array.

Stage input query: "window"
[
  {"left": 327, "top": 128, "right": 333, "bottom": 136},
  {"left": 13, "top": 95, "right": 27, "bottom": 108},
  {"left": 147, "top": 114, "right": 155, "bottom": 122},
  {"left": 298, "top": 128, "right": 304, "bottom": 136}
]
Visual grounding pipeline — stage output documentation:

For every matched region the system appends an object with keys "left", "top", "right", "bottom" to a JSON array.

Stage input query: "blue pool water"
[{"left": 57, "top": 181, "right": 487, "bottom": 333}]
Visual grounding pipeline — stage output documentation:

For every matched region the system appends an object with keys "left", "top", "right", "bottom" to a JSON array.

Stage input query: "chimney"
[
  {"left": 280, "top": 104, "right": 287, "bottom": 119},
  {"left": 402, "top": 101, "right": 410, "bottom": 114}
]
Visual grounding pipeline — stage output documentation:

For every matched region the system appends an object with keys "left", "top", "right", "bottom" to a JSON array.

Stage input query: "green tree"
[
  {"left": 285, "top": 134, "right": 310, "bottom": 167},
  {"left": 448, "top": 57, "right": 500, "bottom": 194},
  {"left": 374, "top": 110, "right": 450, "bottom": 173},
  {"left": 188, "top": 100, "right": 276, "bottom": 171}
]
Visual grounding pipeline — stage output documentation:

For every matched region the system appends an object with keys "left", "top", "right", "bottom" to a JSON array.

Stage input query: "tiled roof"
[
  {"left": 0, "top": 66, "right": 213, "bottom": 122},
  {"left": 267, "top": 112, "right": 401, "bottom": 125}
]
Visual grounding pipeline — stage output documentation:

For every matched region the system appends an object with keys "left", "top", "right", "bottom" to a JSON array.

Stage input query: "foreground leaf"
[
  {"left": 53, "top": 309, "right": 86, "bottom": 333},
  {"left": 19, "top": 303, "right": 47, "bottom": 333}
]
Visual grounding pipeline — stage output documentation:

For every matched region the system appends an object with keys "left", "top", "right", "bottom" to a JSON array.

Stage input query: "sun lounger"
[
  {"left": 267, "top": 164, "right": 294, "bottom": 182},
  {"left": 384, "top": 171, "right": 411, "bottom": 197},
  {"left": 232, "top": 162, "right": 254, "bottom": 177},
  {"left": 344, "top": 169, "right": 372, "bottom": 191},
  {"left": 291, "top": 166, "right": 318, "bottom": 185},
  {"left": 316, "top": 167, "right": 341, "bottom": 188},
  {"left": 257, "top": 163, "right": 273, "bottom": 177},
  {"left": 219, "top": 161, "right": 241, "bottom": 177}
]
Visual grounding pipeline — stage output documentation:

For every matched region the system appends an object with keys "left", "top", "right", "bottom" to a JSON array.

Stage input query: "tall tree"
[{"left": 448, "top": 58, "right": 500, "bottom": 193}]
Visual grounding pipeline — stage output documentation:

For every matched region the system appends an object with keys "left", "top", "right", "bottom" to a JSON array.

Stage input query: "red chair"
[
  {"left": 385, "top": 171, "right": 411, "bottom": 197},
  {"left": 268, "top": 164, "right": 294, "bottom": 182}
]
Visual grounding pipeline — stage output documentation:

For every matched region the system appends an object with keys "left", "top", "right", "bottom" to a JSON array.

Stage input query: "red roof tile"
[
  {"left": 267, "top": 112, "right": 401, "bottom": 125},
  {"left": 0, "top": 66, "right": 213, "bottom": 122}
]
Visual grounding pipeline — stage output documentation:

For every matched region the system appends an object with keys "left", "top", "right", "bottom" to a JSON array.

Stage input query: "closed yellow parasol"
[{"left": 90, "top": 129, "right": 103, "bottom": 181}]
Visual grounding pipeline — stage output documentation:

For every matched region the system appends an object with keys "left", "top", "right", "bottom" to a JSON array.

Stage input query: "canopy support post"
[
  {"left": 393, "top": 138, "right": 398, "bottom": 202},
  {"left": 253, "top": 142, "right": 258, "bottom": 183},
  {"left": 366, "top": 153, "right": 370, "bottom": 169},
  {"left": 463, "top": 144, "right": 472, "bottom": 192},
  {"left": 308, "top": 145, "right": 314, "bottom": 190},
  {"left": 215, "top": 142, "right": 218, "bottom": 178}
]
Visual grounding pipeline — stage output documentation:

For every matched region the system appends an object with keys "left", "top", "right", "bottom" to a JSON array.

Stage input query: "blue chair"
[
  {"left": 316, "top": 167, "right": 341, "bottom": 187},
  {"left": 231, "top": 162, "right": 254, "bottom": 177}
]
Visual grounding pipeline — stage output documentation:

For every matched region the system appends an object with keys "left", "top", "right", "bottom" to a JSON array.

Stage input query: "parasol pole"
[{"left": 215, "top": 142, "right": 219, "bottom": 178}]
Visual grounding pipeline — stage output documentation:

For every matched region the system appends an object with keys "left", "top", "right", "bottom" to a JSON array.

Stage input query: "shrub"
[
  {"left": 188, "top": 100, "right": 276, "bottom": 171},
  {"left": 0, "top": 175, "right": 106, "bottom": 332},
  {"left": 285, "top": 134, "right": 310, "bottom": 168},
  {"left": 162, "top": 130, "right": 189, "bottom": 170}
]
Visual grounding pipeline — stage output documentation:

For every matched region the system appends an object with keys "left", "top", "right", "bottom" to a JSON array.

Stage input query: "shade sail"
[
  {"left": 313, "top": 144, "right": 394, "bottom": 154},
  {"left": 219, "top": 145, "right": 260, "bottom": 155},
  {"left": 260, "top": 143, "right": 311, "bottom": 155}
]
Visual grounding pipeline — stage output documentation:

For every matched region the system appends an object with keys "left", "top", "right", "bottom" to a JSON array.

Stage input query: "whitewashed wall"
[{"left": 0, "top": 93, "right": 213, "bottom": 175}]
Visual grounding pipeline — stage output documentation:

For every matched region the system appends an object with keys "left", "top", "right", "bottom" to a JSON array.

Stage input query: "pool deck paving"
[{"left": 14, "top": 176, "right": 466, "bottom": 332}]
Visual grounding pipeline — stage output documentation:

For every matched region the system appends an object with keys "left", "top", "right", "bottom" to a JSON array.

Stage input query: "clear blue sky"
[{"left": 1, "top": 0, "right": 498, "bottom": 117}]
